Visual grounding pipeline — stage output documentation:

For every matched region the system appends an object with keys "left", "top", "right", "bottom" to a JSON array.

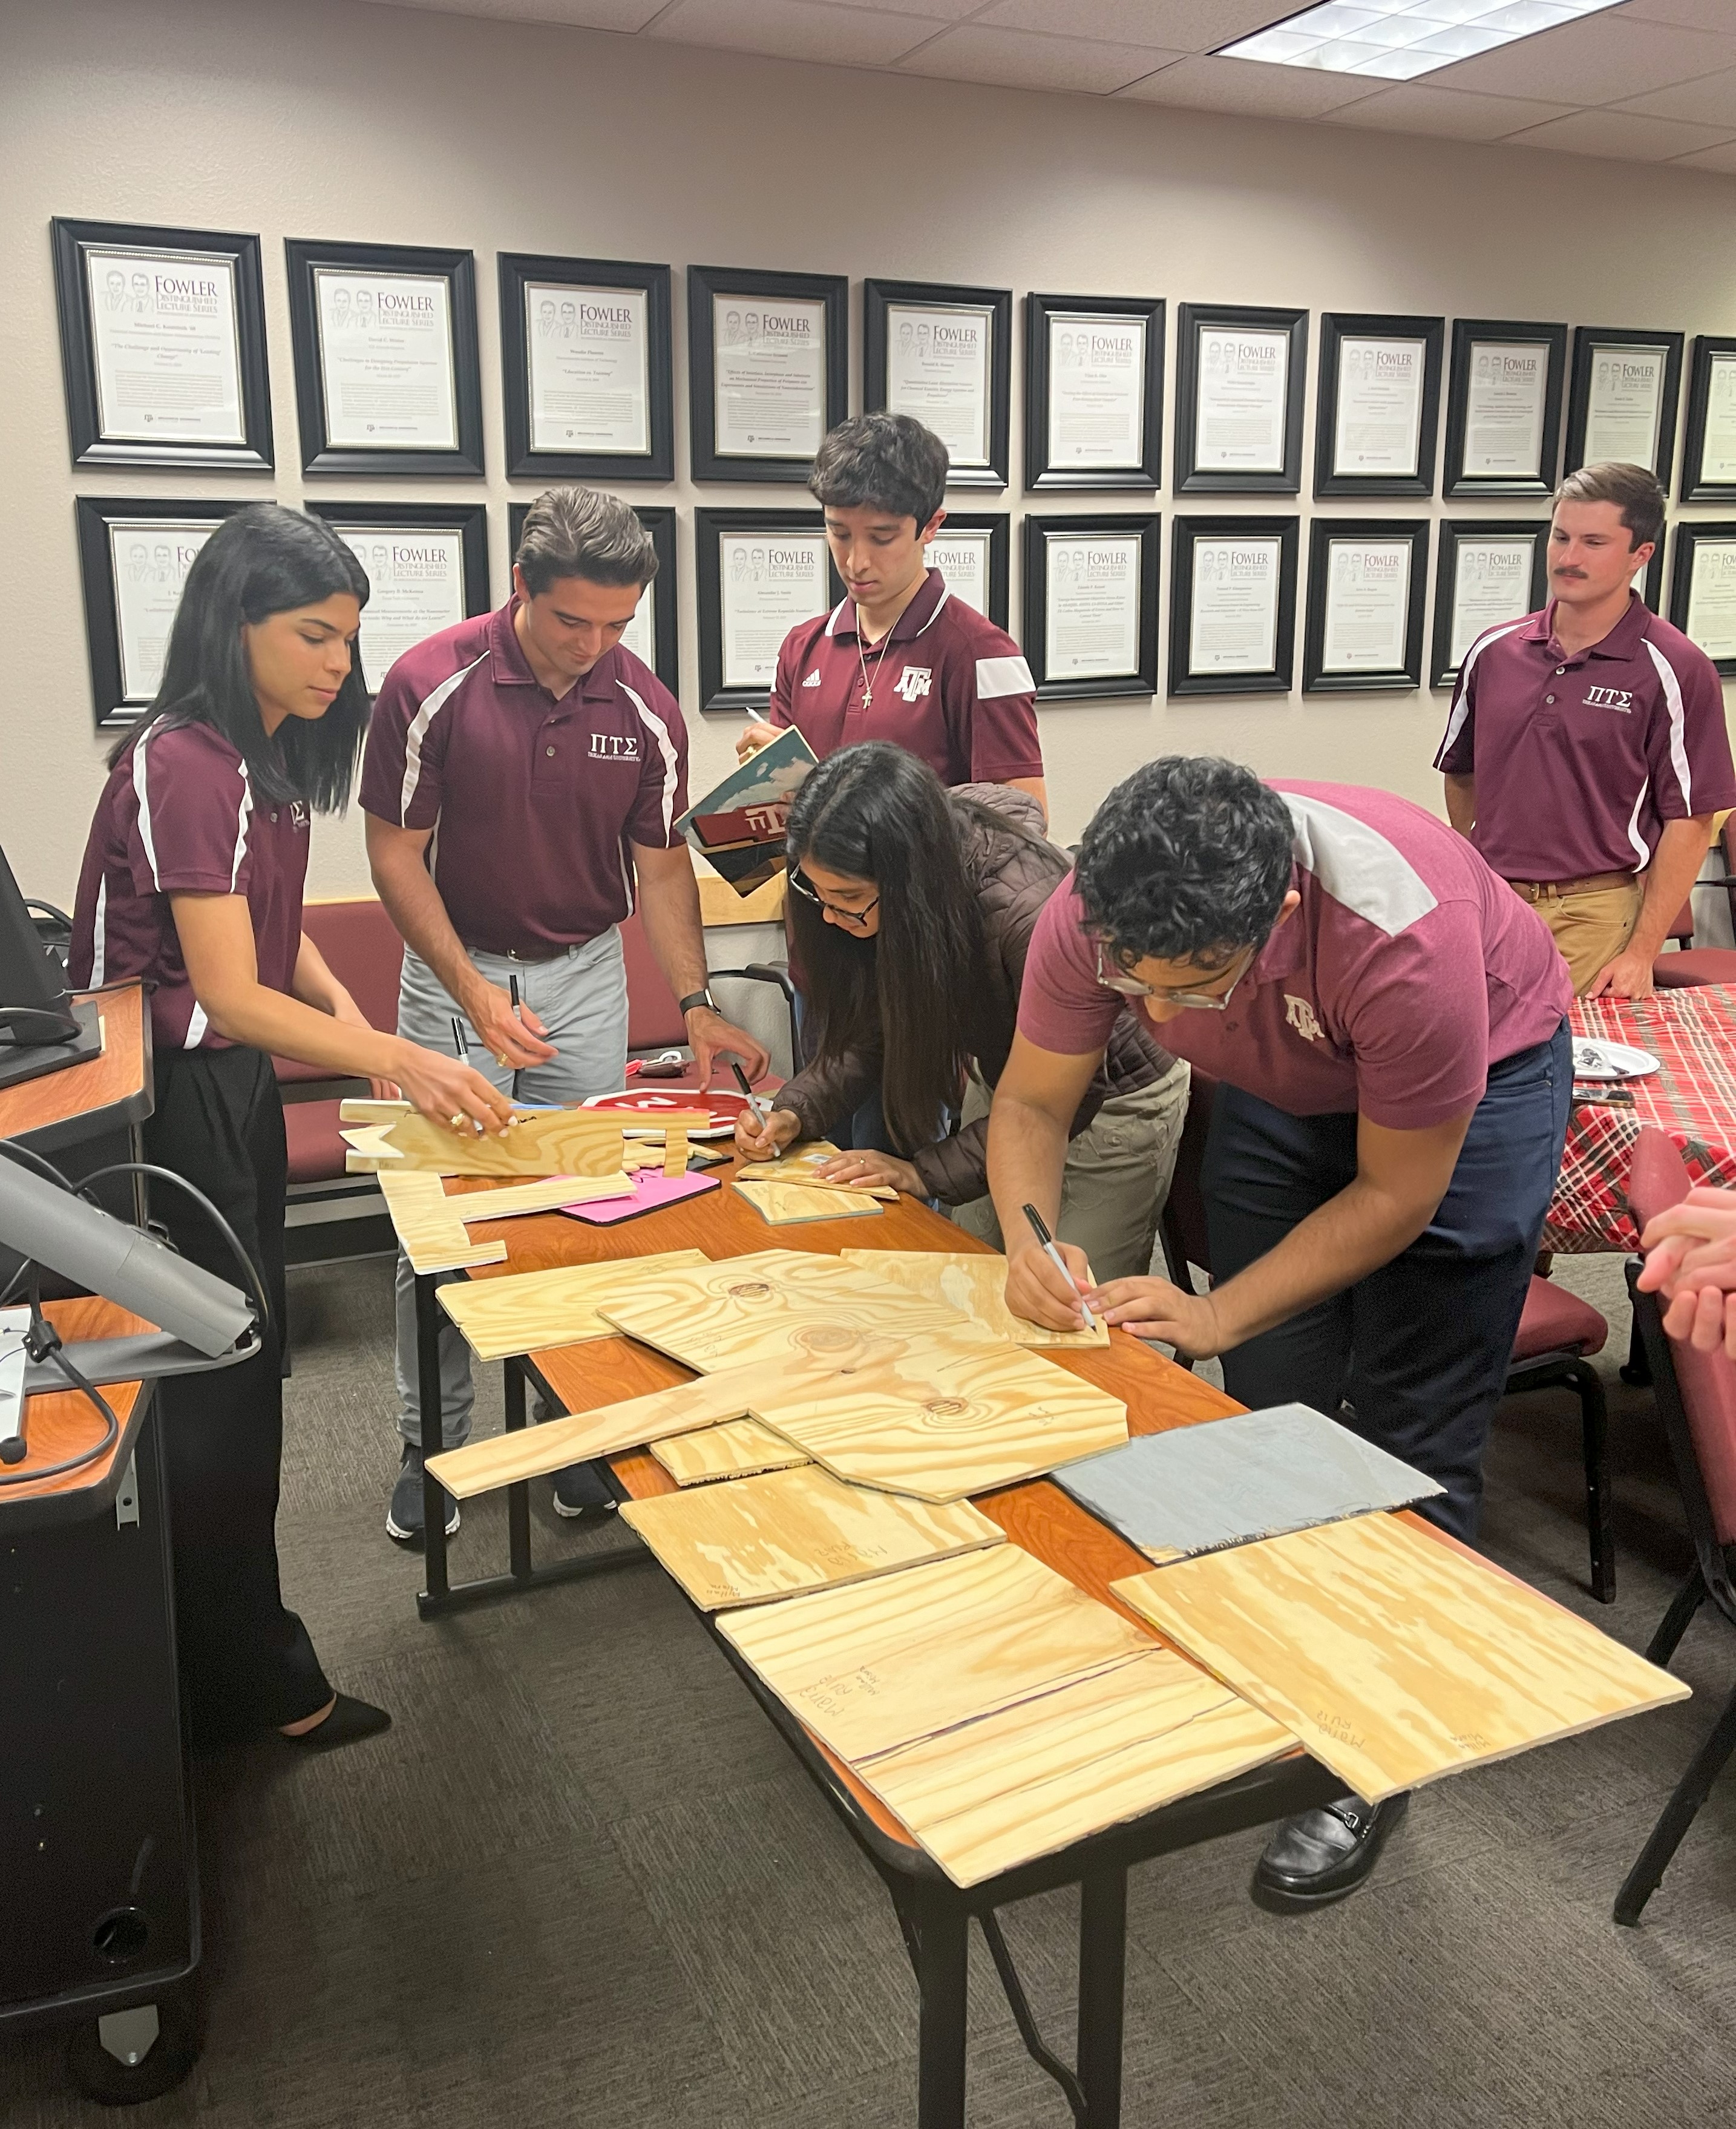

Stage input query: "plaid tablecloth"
[{"left": 1545, "top": 986, "right": 1736, "bottom": 1255}]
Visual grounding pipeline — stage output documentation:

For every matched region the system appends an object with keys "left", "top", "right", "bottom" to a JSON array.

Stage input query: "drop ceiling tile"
[
  {"left": 1613, "top": 65, "right": 1736, "bottom": 128},
  {"left": 791, "top": 0, "right": 984, "bottom": 17},
  {"left": 365, "top": 0, "right": 670, "bottom": 27},
  {"left": 1504, "top": 106, "right": 1736, "bottom": 161},
  {"left": 974, "top": 1, "right": 1302, "bottom": 53},
  {"left": 1429, "top": 16, "right": 1736, "bottom": 105},
  {"left": 1115, "top": 50, "right": 1390, "bottom": 117},
  {"left": 1325, "top": 83, "right": 1580, "bottom": 141},
  {"left": 1619, "top": 0, "right": 1736, "bottom": 30},
  {"left": 897, "top": 23, "right": 1185, "bottom": 93},
  {"left": 644, "top": 0, "right": 947, "bottom": 65},
  {"left": 1666, "top": 140, "right": 1736, "bottom": 175}
]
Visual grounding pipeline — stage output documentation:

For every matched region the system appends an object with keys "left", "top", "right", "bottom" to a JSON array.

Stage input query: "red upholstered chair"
[
  {"left": 274, "top": 900, "right": 404, "bottom": 1185},
  {"left": 1652, "top": 821, "right": 1736, "bottom": 988},
  {"left": 1615, "top": 1127, "right": 1736, "bottom": 1925},
  {"left": 618, "top": 908, "right": 793, "bottom": 1092}
]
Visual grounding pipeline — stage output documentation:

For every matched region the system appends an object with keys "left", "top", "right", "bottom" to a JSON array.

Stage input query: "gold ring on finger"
[{"left": 449, "top": 1112, "right": 466, "bottom": 1129}]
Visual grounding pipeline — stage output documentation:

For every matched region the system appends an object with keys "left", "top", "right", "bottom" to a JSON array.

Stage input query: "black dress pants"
[{"left": 144, "top": 1045, "right": 331, "bottom": 1745}]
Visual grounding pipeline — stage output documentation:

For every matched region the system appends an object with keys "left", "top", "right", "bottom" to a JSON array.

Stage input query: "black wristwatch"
[{"left": 678, "top": 988, "right": 718, "bottom": 1016}]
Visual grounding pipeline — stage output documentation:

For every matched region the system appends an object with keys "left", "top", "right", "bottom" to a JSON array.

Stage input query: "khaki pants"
[
  {"left": 1513, "top": 879, "right": 1643, "bottom": 996},
  {"left": 949, "top": 1058, "right": 1190, "bottom": 1281}
]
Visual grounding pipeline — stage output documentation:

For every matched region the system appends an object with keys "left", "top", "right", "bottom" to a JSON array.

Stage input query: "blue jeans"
[{"left": 1202, "top": 1020, "right": 1571, "bottom": 1541}]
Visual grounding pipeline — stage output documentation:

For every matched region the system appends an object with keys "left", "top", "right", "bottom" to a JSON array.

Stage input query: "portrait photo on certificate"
[
  {"left": 1169, "top": 514, "right": 1299, "bottom": 695},
  {"left": 500, "top": 252, "right": 672, "bottom": 482},
  {"left": 74, "top": 497, "right": 242, "bottom": 726},
  {"left": 1175, "top": 304, "right": 1306, "bottom": 495},
  {"left": 308, "top": 504, "right": 490, "bottom": 694},
  {"left": 1445, "top": 318, "right": 1565, "bottom": 497},
  {"left": 1671, "top": 522, "right": 1736, "bottom": 676},
  {"left": 1021, "top": 515, "right": 1157, "bottom": 698},
  {"left": 689, "top": 267, "right": 845, "bottom": 482},
  {"left": 696, "top": 509, "right": 838, "bottom": 712},
  {"left": 865, "top": 279, "right": 1010, "bottom": 488},
  {"left": 1429, "top": 519, "right": 1548, "bottom": 689},
  {"left": 924, "top": 514, "right": 1009, "bottom": 628},
  {"left": 510, "top": 500, "right": 676, "bottom": 691},
  {"left": 1302, "top": 520, "right": 1427, "bottom": 693},
  {"left": 53, "top": 218, "right": 274, "bottom": 470},
  {"left": 1024, "top": 294, "right": 1163, "bottom": 489},
  {"left": 1314, "top": 313, "right": 1443, "bottom": 499},
  {"left": 1566, "top": 327, "right": 1682, "bottom": 482},
  {"left": 285, "top": 238, "right": 483, "bottom": 475},
  {"left": 1679, "top": 336, "right": 1736, "bottom": 502}
]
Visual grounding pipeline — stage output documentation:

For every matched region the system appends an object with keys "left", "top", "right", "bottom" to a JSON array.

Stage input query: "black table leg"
[
  {"left": 914, "top": 1881, "right": 968, "bottom": 2129},
  {"left": 416, "top": 1270, "right": 448, "bottom": 1606},
  {"left": 1077, "top": 1868, "right": 1127, "bottom": 2128},
  {"left": 504, "top": 1357, "right": 532, "bottom": 1581}
]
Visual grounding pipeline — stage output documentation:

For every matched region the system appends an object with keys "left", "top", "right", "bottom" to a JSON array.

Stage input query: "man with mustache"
[{"left": 1435, "top": 461, "right": 1735, "bottom": 996}]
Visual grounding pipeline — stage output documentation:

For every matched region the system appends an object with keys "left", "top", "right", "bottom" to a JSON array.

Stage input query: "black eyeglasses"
[{"left": 790, "top": 869, "right": 879, "bottom": 930}]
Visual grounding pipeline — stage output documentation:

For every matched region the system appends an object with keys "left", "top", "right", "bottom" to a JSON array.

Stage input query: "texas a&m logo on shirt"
[
  {"left": 893, "top": 667, "right": 932, "bottom": 703},
  {"left": 1285, "top": 994, "right": 1325, "bottom": 1043}
]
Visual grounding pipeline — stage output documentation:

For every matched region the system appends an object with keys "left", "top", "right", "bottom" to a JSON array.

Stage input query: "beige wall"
[{"left": 4, "top": 0, "right": 1736, "bottom": 908}]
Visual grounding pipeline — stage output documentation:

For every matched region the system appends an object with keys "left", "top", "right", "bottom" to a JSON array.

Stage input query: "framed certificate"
[
  {"left": 925, "top": 513, "right": 1010, "bottom": 629},
  {"left": 687, "top": 267, "right": 846, "bottom": 484},
  {"left": 506, "top": 501, "right": 678, "bottom": 694},
  {"left": 1565, "top": 326, "right": 1683, "bottom": 482},
  {"left": 1168, "top": 516, "right": 1299, "bottom": 697},
  {"left": 1020, "top": 515, "right": 1158, "bottom": 701},
  {"left": 74, "top": 497, "right": 245, "bottom": 727},
  {"left": 499, "top": 252, "right": 672, "bottom": 484},
  {"left": 1024, "top": 294, "right": 1163, "bottom": 491},
  {"left": 284, "top": 238, "right": 483, "bottom": 476},
  {"left": 865, "top": 279, "right": 1011, "bottom": 491},
  {"left": 1301, "top": 519, "right": 1427, "bottom": 694},
  {"left": 1444, "top": 320, "right": 1566, "bottom": 498},
  {"left": 1429, "top": 519, "right": 1548, "bottom": 689},
  {"left": 304, "top": 503, "right": 489, "bottom": 695},
  {"left": 695, "top": 509, "right": 842, "bottom": 714},
  {"left": 51, "top": 218, "right": 273, "bottom": 471},
  {"left": 1678, "top": 336, "right": 1736, "bottom": 503},
  {"left": 1174, "top": 304, "right": 1307, "bottom": 496},
  {"left": 1314, "top": 313, "right": 1443, "bottom": 499},
  {"left": 1669, "top": 521, "right": 1736, "bottom": 677}
]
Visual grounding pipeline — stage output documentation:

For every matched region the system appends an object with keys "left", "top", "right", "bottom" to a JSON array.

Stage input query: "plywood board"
[
  {"left": 379, "top": 1170, "right": 635, "bottom": 1274},
  {"left": 434, "top": 1248, "right": 711, "bottom": 1362},
  {"left": 1058, "top": 1402, "right": 1444, "bottom": 1563},
  {"left": 1112, "top": 1512, "right": 1692, "bottom": 1803},
  {"left": 618, "top": 1464, "right": 1004, "bottom": 1610},
  {"left": 755, "top": 1342, "right": 1127, "bottom": 1503},
  {"left": 339, "top": 1099, "right": 710, "bottom": 1179},
  {"left": 840, "top": 1249, "right": 1109, "bottom": 1351},
  {"left": 650, "top": 1420, "right": 810, "bottom": 1486},
  {"left": 734, "top": 1179, "right": 885, "bottom": 1224},
  {"left": 736, "top": 1143, "right": 897, "bottom": 1200}
]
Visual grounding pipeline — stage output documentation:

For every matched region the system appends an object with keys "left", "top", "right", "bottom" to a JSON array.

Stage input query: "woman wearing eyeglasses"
[{"left": 733, "top": 743, "right": 1188, "bottom": 1281}]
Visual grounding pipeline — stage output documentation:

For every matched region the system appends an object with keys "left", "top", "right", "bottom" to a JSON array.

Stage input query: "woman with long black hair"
[
  {"left": 734, "top": 741, "right": 1188, "bottom": 1277},
  {"left": 69, "top": 504, "right": 509, "bottom": 1752}
]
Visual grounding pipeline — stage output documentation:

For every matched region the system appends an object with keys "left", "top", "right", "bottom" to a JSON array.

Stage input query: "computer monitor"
[{"left": 0, "top": 841, "right": 101, "bottom": 1094}]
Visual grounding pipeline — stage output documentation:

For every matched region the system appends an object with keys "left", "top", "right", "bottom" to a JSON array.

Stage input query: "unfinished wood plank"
[
  {"left": 840, "top": 1249, "right": 1108, "bottom": 1350},
  {"left": 736, "top": 1142, "right": 897, "bottom": 1200},
  {"left": 434, "top": 1248, "right": 710, "bottom": 1361},
  {"left": 650, "top": 1420, "right": 810, "bottom": 1486},
  {"left": 734, "top": 1180, "right": 885, "bottom": 1225},
  {"left": 1113, "top": 1513, "right": 1691, "bottom": 1803},
  {"left": 379, "top": 1170, "right": 635, "bottom": 1274},
  {"left": 338, "top": 1101, "right": 710, "bottom": 1179},
  {"left": 618, "top": 1465, "right": 1004, "bottom": 1610}
]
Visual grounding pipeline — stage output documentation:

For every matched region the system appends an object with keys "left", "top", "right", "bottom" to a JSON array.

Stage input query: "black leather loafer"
[{"left": 1251, "top": 1792, "right": 1410, "bottom": 1911}]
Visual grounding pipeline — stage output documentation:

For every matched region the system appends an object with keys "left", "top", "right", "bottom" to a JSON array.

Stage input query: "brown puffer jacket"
[{"left": 776, "top": 784, "right": 1177, "bottom": 1205}]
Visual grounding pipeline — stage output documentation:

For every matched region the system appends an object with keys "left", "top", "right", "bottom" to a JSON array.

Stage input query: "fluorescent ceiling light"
[{"left": 1218, "top": 0, "right": 1630, "bottom": 82}]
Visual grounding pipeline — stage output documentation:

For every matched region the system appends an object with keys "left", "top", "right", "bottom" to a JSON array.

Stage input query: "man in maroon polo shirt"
[
  {"left": 360, "top": 487, "right": 766, "bottom": 1544},
  {"left": 736, "top": 413, "right": 1045, "bottom": 813},
  {"left": 986, "top": 756, "right": 1571, "bottom": 1911},
  {"left": 1436, "top": 460, "right": 1736, "bottom": 996}
]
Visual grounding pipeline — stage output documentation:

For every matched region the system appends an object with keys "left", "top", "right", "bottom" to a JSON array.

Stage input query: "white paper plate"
[{"left": 1571, "top": 1038, "right": 1660, "bottom": 1083}]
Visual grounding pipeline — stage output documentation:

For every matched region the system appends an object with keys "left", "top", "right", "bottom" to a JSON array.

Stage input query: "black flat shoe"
[
  {"left": 1251, "top": 1792, "right": 1409, "bottom": 1911},
  {"left": 281, "top": 1694, "right": 392, "bottom": 1754}
]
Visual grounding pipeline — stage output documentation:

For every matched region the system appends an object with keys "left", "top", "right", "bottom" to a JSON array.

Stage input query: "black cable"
[
  {"left": 0, "top": 1279, "right": 120, "bottom": 1487},
  {"left": 0, "top": 1140, "right": 76, "bottom": 1192},
  {"left": 76, "top": 1162, "right": 272, "bottom": 1346}
]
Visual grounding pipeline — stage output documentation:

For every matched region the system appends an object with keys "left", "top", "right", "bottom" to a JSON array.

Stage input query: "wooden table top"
[
  {"left": 0, "top": 983, "right": 153, "bottom": 1150},
  {"left": 1, "top": 1296, "right": 151, "bottom": 1512}
]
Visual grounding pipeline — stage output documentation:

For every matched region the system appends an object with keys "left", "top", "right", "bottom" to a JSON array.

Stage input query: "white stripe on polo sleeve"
[
  {"left": 619, "top": 680, "right": 680, "bottom": 841},
  {"left": 132, "top": 726, "right": 162, "bottom": 888},
  {"left": 228, "top": 761, "right": 254, "bottom": 892},
  {"left": 89, "top": 877, "right": 107, "bottom": 986},
  {"left": 975, "top": 655, "right": 1035, "bottom": 701},
  {"left": 1642, "top": 637, "right": 1694, "bottom": 813},
  {"left": 398, "top": 651, "right": 488, "bottom": 825},
  {"left": 1436, "top": 618, "right": 1527, "bottom": 765}
]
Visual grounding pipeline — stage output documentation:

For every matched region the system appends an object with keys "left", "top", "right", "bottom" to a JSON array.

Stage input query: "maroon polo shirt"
[
  {"left": 1435, "top": 595, "right": 1736, "bottom": 882},
  {"left": 359, "top": 598, "right": 689, "bottom": 957},
  {"left": 767, "top": 566, "right": 1043, "bottom": 786},
  {"left": 70, "top": 720, "right": 310, "bottom": 1052},
  {"left": 1018, "top": 781, "right": 1570, "bottom": 1130}
]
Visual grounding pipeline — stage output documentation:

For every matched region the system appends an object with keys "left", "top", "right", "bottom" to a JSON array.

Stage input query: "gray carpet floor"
[{"left": 5, "top": 1248, "right": 1735, "bottom": 2126}]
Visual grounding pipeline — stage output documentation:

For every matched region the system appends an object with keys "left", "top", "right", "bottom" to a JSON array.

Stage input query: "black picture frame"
[
  {"left": 1301, "top": 517, "right": 1429, "bottom": 694},
  {"left": 1167, "top": 514, "right": 1300, "bottom": 697},
  {"left": 1669, "top": 519, "right": 1736, "bottom": 678},
  {"left": 75, "top": 496, "right": 246, "bottom": 729},
  {"left": 1443, "top": 318, "right": 1567, "bottom": 499},
  {"left": 303, "top": 502, "right": 490, "bottom": 695},
  {"left": 1429, "top": 519, "right": 1550, "bottom": 690},
  {"left": 1173, "top": 304, "right": 1308, "bottom": 497},
  {"left": 284, "top": 238, "right": 484, "bottom": 477},
  {"left": 505, "top": 500, "right": 679, "bottom": 696},
  {"left": 694, "top": 508, "right": 842, "bottom": 715},
  {"left": 864, "top": 278, "right": 1012, "bottom": 491},
  {"left": 499, "top": 252, "right": 673, "bottom": 484},
  {"left": 1023, "top": 294, "right": 1164, "bottom": 491},
  {"left": 51, "top": 217, "right": 274, "bottom": 472},
  {"left": 1020, "top": 514, "right": 1159, "bottom": 701},
  {"left": 1313, "top": 313, "right": 1443, "bottom": 500},
  {"left": 1564, "top": 326, "right": 1684, "bottom": 483},
  {"left": 1678, "top": 336, "right": 1736, "bottom": 503},
  {"left": 927, "top": 511, "right": 1010, "bottom": 629},
  {"left": 687, "top": 266, "right": 847, "bottom": 485}
]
